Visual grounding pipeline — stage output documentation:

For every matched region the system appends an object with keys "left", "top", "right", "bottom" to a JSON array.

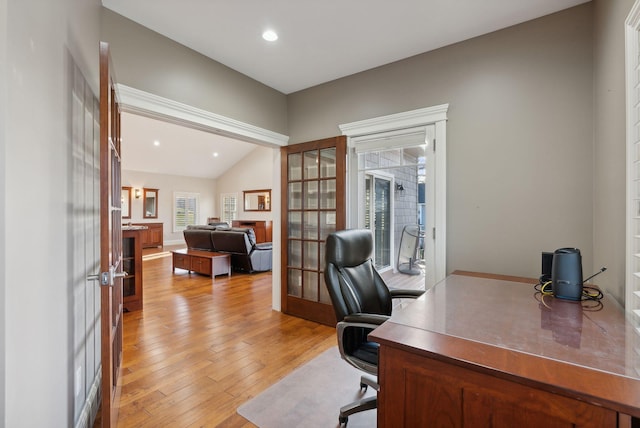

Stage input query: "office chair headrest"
[{"left": 325, "top": 229, "right": 373, "bottom": 267}]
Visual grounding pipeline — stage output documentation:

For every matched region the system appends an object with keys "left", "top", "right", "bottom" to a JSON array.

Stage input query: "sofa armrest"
[{"left": 255, "top": 242, "right": 272, "bottom": 250}]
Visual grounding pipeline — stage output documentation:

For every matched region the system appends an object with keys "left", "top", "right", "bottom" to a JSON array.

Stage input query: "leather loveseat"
[{"left": 183, "top": 224, "right": 272, "bottom": 273}]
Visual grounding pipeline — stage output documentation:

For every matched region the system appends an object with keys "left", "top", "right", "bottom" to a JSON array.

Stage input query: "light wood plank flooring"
[{"left": 112, "top": 246, "right": 336, "bottom": 427}]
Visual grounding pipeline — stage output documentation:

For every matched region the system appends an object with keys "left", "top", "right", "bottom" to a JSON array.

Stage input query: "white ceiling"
[
  {"left": 109, "top": 0, "right": 590, "bottom": 179},
  {"left": 121, "top": 112, "right": 258, "bottom": 179}
]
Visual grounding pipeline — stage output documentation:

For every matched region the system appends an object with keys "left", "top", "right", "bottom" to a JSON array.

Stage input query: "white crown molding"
[
  {"left": 627, "top": 0, "right": 640, "bottom": 27},
  {"left": 116, "top": 84, "right": 289, "bottom": 147},
  {"left": 339, "top": 104, "right": 449, "bottom": 137}
]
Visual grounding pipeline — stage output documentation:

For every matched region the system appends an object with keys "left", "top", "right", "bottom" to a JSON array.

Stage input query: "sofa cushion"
[
  {"left": 210, "top": 230, "right": 252, "bottom": 254},
  {"left": 229, "top": 227, "right": 257, "bottom": 245},
  {"left": 183, "top": 229, "right": 215, "bottom": 251}
]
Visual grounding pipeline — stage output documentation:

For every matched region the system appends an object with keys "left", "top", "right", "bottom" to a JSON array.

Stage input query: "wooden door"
[
  {"left": 99, "top": 41, "right": 124, "bottom": 427},
  {"left": 281, "top": 136, "right": 346, "bottom": 326}
]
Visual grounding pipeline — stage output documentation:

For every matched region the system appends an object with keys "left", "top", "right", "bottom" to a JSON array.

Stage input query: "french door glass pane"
[
  {"left": 289, "top": 240, "right": 302, "bottom": 268},
  {"left": 289, "top": 182, "right": 302, "bottom": 210},
  {"left": 303, "top": 241, "right": 318, "bottom": 270},
  {"left": 320, "top": 179, "right": 336, "bottom": 209},
  {"left": 304, "top": 211, "right": 318, "bottom": 239},
  {"left": 288, "top": 212, "right": 302, "bottom": 238},
  {"left": 289, "top": 153, "right": 302, "bottom": 181},
  {"left": 320, "top": 148, "right": 336, "bottom": 178},
  {"left": 304, "top": 181, "right": 318, "bottom": 209},
  {"left": 319, "top": 274, "right": 331, "bottom": 304},
  {"left": 304, "top": 150, "right": 318, "bottom": 179},
  {"left": 319, "top": 211, "right": 337, "bottom": 238},
  {"left": 374, "top": 178, "right": 391, "bottom": 268},
  {"left": 303, "top": 271, "right": 319, "bottom": 301},
  {"left": 288, "top": 269, "right": 302, "bottom": 297}
]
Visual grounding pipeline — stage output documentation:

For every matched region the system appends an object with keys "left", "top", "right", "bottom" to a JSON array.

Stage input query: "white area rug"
[{"left": 237, "top": 347, "right": 377, "bottom": 428}]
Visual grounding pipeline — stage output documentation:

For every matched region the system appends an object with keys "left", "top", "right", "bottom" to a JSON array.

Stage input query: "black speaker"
[{"left": 551, "top": 248, "right": 583, "bottom": 301}]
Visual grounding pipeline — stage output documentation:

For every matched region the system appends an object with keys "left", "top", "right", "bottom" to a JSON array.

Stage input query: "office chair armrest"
[
  {"left": 389, "top": 289, "right": 425, "bottom": 299},
  {"left": 342, "top": 313, "right": 390, "bottom": 327}
]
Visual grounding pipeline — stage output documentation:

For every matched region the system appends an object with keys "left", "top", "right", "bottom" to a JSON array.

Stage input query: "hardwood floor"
[{"left": 112, "top": 247, "right": 336, "bottom": 427}]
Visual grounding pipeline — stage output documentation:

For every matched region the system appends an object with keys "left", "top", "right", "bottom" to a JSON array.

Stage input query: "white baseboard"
[{"left": 164, "top": 239, "right": 185, "bottom": 246}]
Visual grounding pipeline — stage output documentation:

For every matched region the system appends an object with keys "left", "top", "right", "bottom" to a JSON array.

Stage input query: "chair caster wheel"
[{"left": 339, "top": 415, "right": 348, "bottom": 426}]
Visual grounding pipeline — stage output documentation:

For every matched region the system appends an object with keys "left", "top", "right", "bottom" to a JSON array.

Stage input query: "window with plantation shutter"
[
  {"left": 174, "top": 192, "right": 199, "bottom": 232},
  {"left": 221, "top": 193, "right": 238, "bottom": 225},
  {"left": 627, "top": 2, "right": 640, "bottom": 319}
]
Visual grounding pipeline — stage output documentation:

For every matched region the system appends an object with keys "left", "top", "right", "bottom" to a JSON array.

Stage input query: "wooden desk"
[
  {"left": 369, "top": 273, "right": 640, "bottom": 427},
  {"left": 171, "top": 249, "right": 231, "bottom": 280}
]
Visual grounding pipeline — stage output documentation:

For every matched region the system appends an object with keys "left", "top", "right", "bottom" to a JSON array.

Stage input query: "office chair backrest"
[{"left": 325, "top": 229, "right": 393, "bottom": 322}]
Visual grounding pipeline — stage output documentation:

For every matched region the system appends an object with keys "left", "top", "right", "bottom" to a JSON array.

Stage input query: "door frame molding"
[{"left": 339, "top": 104, "right": 449, "bottom": 286}]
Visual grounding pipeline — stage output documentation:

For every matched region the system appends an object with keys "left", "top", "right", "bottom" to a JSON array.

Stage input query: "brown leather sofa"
[{"left": 183, "top": 225, "right": 272, "bottom": 272}]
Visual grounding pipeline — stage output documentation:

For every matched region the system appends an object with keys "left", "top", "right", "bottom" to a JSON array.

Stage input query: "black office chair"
[{"left": 324, "top": 229, "right": 424, "bottom": 426}]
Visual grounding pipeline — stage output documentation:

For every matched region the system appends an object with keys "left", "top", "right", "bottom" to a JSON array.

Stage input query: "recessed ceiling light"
[
  {"left": 153, "top": 140, "right": 160, "bottom": 146},
  {"left": 213, "top": 152, "right": 219, "bottom": 157},
  {"left": 262, "top": 30, "right": 278, "bottom": 42}
]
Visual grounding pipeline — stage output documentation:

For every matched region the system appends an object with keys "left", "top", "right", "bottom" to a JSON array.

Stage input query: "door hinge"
[
  {"left": 432, "top": 227, "right": 436, "bottom": 239},
  {"left": 433, "top": 139, "right": 436, "bottom": 152}
]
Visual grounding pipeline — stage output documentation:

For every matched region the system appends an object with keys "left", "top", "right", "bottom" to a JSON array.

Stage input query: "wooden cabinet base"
[
  {"left": 378, "top": 346, "right": 616, "bottom": 427},
  {"left": 171, "top": 249, "right": 231, "bottom": 280}
]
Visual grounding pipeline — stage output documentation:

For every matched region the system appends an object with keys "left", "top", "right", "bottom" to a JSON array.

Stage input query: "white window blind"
[
  {"left": 221, "top": 193, "right": 238, "bottom": 225},
  {"left": 174, "top": 192, "right": 199, "bottom": 232}
]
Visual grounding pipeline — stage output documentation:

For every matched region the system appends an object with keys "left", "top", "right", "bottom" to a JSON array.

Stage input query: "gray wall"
[
  {"left": 593, "top": 0, "right": 634, "bottom": 306},
  {"left": 101, "top": 8, "right": 289, "bottom": 136},
  {"left": 3, "top": 0, "right": 102, "bottom": 427},
  {"left": 288, "top": 5, "right": 596, "bottom": 288}
]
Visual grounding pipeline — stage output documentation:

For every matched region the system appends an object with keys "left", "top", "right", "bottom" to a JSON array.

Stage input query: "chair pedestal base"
[
  {"left": 338, "top": 375, "right": 378, "bottom": 426},
  {"left": 339, "top": 395, "right": 376, "bottom": 426}
]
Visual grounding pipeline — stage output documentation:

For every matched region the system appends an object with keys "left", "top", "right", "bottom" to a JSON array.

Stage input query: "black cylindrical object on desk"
[{"left": 551, "top": 248, "right": 583, "bottom": 301}]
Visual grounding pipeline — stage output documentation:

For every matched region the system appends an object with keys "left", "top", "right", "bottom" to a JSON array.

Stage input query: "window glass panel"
[
  {"left": 303, "top": 241, "right": 318, "bottom": 270},
  {"left": 304, "top": 181, "right": 318, "bottom": 210},
  {"left": 289, "top": 182, "right": 302, "bottom": 210},
  {"left": 304, "top": 211, "right": 318, "bottom": 240},
  {"left": 288, "top": 240, "right": 302, "bottom": 268},
  {"left": 289, "top": 153, "right": 302, "bottom": 181},
  {"left": 303, "top": 271, "right": 319, "bottom": 301},
  {"left": 304, "top": 150, "right": 318, "bottom": 180},
  {"left": 320, "top": 147, "right": 336, "bottom": 178},
  {"left": 288, "top": 212, "right": 302, "bottom": 238},
  {"left": 320, "top": 179, "right": 336, "bottom": 209},
  {"left": 288, "top": 269, "right": 302, "bottom": 297}
]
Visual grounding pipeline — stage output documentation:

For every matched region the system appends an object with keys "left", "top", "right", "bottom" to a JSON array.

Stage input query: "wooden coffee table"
[{"left": 171, "top": 249, "right": 231, "bottom": 280}]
